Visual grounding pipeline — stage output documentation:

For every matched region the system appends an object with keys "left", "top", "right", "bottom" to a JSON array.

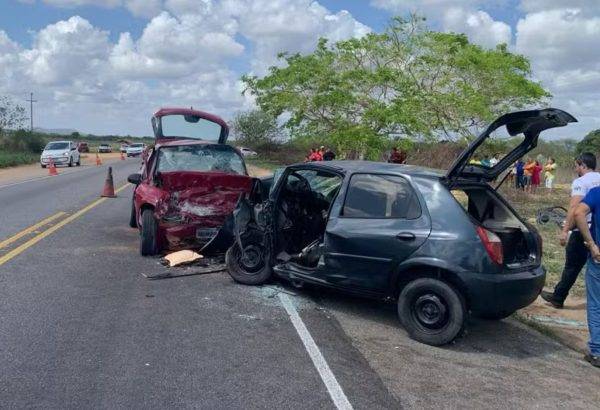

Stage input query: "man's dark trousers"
[{"left": 553, "top": 230, "right": 588, "bottom": 302}]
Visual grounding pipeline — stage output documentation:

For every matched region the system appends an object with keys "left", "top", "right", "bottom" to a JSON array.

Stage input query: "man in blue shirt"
[
  {"left": 573, "top": 186, "right": 600, "bottom": 368},
  {"left": 515, "top": 159, "right": 525, "bottom": 190}
]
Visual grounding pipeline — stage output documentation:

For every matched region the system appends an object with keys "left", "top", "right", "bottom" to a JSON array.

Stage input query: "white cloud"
[
  {"left": 222, "top": 0, "right": 370, "bottom": 73},
  {"left": 19, "top": 16, "right": 111, "bottom": 86},
  {"left": 109, "top": 11, "right": 243, "bottom": 79},
  {"left": 371, "top": 0, "right": 511, "bottom": 48},
  {"left": 443, "top": 8, "right": 511, "bottom": 47}
]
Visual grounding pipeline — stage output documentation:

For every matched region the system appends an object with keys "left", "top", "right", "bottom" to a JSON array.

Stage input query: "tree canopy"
[
  {"left": 242, "top": 16, "right": 550, "bottom": 159},
  {"left": 576, "top": 129, "right": 600, "bottom": 155},
  {"left": 232, "top": 109, "right": 281, "bottom": 148}
]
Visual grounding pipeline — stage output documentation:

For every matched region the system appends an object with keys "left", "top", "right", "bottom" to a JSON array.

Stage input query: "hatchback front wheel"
[{"left": 398, "top": 278, "right": 466, "bottom": 346}]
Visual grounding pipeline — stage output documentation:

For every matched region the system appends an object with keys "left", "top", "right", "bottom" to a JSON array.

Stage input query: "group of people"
[
  {"left": 541, "top": 152, "right": 600, "bottom": 368},
  {"left": 305, "top": 146, "right": 336, "bottom": 162},
  {"left": 513, "top": 157, "right": 557, "bottom": 192}
]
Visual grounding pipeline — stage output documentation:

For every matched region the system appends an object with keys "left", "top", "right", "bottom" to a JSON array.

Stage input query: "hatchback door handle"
[{"left": 396, "top": 232, "right": 416, "bottom": 241}]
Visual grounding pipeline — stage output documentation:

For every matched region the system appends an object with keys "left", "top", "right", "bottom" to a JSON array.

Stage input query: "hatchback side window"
[{"left": 342, "top": 174, "right": 421, "bottom": 219}]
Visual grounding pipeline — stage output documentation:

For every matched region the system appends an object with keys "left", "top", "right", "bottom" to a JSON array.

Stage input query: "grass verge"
[{"left": 0, "top": 151, "right": 38, "bottom": 168}]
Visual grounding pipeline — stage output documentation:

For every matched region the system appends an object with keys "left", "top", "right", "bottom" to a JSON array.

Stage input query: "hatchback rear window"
[
  {"left": 160, "top": 115, "right": 223, "bottom": 141},
  {"left": 157, "top": 145, "right": 245, "bottom": 175},
  {"left": 342, "top": 174, "right": 421, "bottom": 219}
]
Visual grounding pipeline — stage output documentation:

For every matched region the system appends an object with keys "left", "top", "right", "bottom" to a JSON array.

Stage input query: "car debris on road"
[{"left": 161, "top": 250, "right": 203, "bottom": 267}]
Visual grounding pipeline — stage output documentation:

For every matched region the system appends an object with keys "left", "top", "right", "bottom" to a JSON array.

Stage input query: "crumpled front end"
[{"left": 154, "top": 172, "right": 252, "bottom": 251}]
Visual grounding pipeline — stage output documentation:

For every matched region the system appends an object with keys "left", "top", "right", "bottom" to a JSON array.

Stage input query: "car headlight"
[{"left": 63, "top": 152, "right": 69, "bottom": 157}]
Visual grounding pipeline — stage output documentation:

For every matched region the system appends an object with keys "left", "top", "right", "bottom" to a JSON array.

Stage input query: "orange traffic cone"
[
  {"left": 48, "top": 158, "right": 58, "bottom": 176},
  {"left": 120, "top": 152, "right": 125, "bottom": 160},
  {"left": 96, "top": 153, "right": 102, "bottom": 166},
  {"left": 101, "top": 166, "right": 116, "bottom": 198}
]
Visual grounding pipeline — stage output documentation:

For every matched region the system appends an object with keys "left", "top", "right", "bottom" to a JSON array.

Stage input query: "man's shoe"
[
  {"left": 540, "top": 290, "right": 564, "bottom": 309},
  {"left": 584, "top": 353, "right": 600, "bottom": 368}
]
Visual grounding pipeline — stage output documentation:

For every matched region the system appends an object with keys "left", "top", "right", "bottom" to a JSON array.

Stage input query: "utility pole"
[{"left": 26, "top": 92, "right": 37, "bottom": 131}]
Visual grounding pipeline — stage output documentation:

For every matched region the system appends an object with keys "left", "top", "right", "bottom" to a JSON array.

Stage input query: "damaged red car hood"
[{"left": 160, "top": 171, "right": 252, "bottom": 221}]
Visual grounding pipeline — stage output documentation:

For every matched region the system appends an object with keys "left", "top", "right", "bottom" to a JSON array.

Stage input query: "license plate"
[{"left": 196, "top": 227, "right": 218, "bottom": 242}]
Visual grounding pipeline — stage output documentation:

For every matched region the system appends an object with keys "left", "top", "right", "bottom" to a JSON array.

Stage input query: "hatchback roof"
[{"left": 292, "top": 160, "right": 445, "bottom": 178}]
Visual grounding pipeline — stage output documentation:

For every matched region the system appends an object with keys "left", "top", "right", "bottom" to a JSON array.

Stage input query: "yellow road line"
[
  {"left": 0, "top": 183, "right": 130, "bottom": 267},
  {"left": 0, "top": 212, "right": 67, "bottom": 250}
]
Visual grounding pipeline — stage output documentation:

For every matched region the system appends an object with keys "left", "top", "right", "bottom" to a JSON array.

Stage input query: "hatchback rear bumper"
[{"left": 464, "top": 265, "right": 545, "bottom": 316}]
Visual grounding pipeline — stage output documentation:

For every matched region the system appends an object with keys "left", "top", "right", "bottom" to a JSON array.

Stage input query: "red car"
[{"left": 127, "top": 108, "right": 253, "bottom": 256}]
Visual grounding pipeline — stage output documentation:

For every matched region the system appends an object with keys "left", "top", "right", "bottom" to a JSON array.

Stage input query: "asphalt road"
[{"left": 0, "top": 162, "right": 599, "bottom": 409}]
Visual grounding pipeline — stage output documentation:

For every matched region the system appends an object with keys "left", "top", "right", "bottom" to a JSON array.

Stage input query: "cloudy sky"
[{"left": 0, "top": 0, "right": 598, "bottom": 139}]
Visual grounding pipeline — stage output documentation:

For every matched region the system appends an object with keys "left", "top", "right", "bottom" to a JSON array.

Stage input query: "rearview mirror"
[{"left": 127, "top": 173, "right": 142, "bottom": 185}]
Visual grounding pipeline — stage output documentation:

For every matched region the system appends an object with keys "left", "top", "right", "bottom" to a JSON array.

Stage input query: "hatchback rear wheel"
[{"left": 398, "top": 278, "right": 466, "bottom": 346}]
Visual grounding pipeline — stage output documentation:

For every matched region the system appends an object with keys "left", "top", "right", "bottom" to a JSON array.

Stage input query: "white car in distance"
[
  {"left": 40, "top": 141, "right": 81, "bottom": 168},
  {"left": 126, "top": 143, "right": 146, "bottom": 157},
  {"left": 238, "top": 147, "right": 258, "bottom": 157}
]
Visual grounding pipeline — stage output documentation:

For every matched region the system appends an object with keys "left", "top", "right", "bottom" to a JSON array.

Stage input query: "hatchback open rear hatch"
[{"left": 445, "top": 108, "right": 577, "bottom": 186}]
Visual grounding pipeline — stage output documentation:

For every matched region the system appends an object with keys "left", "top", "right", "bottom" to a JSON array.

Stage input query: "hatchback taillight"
[{"left": 475, "top": 226, "right": 503, "bottom": 265}]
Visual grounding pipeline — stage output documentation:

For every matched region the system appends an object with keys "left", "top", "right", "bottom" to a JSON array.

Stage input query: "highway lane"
[
  {"left": 0, "top": 185, "right": 397, "bottom": 409},
  {"left": 0, "top": 159, "right": 141, "bottom": 241}
]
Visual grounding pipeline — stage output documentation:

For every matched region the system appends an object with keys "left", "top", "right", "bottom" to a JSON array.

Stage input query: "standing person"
[
  {"left": 544, "top": 157, "right": 557, "bottom": 189},
  {"left": 322, "top": 147, "right": 336, "bottom": 161},
  {"left": 308, "top": 148, "right": 318, "bottom": 161},
  {"left": 480, "top": 155, "right": 491, "bottom": 167},
  {"left": 531, "top": 160, "right": 543, "bottom": 194},
  {"left": 542, "top": 153, "right": 600, "bottom": 308},
  {"left": 524, "top": 157, "right": 535, "bottom": 193},
  {"left": 572, "top": 188, "right": 600, "bottom": 367},
  {"left": 388, "top": 147, "right": 406, "bottom": 164},
  {"left": 515, "top": 159, "right": 525, "bottom": 190},
  {"left": 489, "top": 153, "right": 500, "bottom": 167}
]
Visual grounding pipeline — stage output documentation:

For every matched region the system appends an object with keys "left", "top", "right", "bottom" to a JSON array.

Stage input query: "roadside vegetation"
[{"left": 0, "top": 95, "right": 151, "bottom": 168}]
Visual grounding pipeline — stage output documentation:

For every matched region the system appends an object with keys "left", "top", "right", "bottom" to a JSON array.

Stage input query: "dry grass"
[{"left": 499, "top": 180, "right": 585, "bottom": 296}]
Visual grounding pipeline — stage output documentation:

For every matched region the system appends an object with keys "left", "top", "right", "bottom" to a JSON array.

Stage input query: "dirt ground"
[{"left": 519, "top": 294, "right": 589, "bottom": 353}]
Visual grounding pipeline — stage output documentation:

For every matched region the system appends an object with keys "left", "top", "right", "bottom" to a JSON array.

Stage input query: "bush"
[{"left": 0, "top": 150, "right": 39, "bottom": 168}]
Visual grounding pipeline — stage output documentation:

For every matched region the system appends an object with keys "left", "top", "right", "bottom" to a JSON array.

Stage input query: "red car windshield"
[
  {"left": 157, "top": 145, "right": 245, "bottom": 175},
  {"left": 160, "top": 115, "right": 223, "bottom": 141}
]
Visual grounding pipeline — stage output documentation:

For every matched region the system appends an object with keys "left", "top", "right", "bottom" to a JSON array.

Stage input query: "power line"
[{"left": 26, "top": 92, "right": 37, "bottom": 131}]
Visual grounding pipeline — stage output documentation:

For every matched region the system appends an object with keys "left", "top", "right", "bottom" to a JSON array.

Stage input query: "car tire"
[
  {"left": 41, "top": 164, "right": 46, "bottom": 168},
  {"left": 398, "top": 278, "right": 466, "bottom": 346},
  {"left": 226, "top": 240, "right": 272, "bottom": 285},
  {"left": 76, "top": 157, "right": 81, "bottom": 166},
  {"left": 140, "top": 209, "right": 159, "bottom": 256},
  {"left": 477, "top": 311, "right": 515, "bottom": 320},
  {"left": 68, "top": 157, "right": 73, "bottom": 167},
  {"left": 129, "top": 200, "right": 137, "bottom": 228}
]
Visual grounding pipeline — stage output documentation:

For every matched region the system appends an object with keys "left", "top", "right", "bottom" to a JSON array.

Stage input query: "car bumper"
[
  {"left": 464, "top": 265, "right": 546, "bottom": 315},
  {"left": 41, "top": 157, "right": 69, "bottom": 165},
  {"left": 126, "top": 151, "right": 142, "bottom": 156}
]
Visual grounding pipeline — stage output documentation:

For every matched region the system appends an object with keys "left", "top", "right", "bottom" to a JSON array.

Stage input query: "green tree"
[
  {"left": 242, "top": 16, "right": 549, "bottom": 159},
  {"left": 232, "top": 109, "right": 281, "bottom": 147},
  {"left": 576, "top": 130, "right": 600, "bottom": 155},
  {"left": 0, "top": 95, "right": 27, "bottom": 136}
]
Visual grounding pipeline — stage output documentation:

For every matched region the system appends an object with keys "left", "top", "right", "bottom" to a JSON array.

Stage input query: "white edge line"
[{"left": 278, "top": 293, "right": 353, "bottom": 410}]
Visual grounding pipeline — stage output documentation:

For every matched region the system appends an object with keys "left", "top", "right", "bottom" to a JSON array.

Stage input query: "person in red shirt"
[
  {"left": 531, "top": 160, "right": 543, "bottom": 194},
  {"left": 388, "top": 147, "right": 407, "bottom": 164}
]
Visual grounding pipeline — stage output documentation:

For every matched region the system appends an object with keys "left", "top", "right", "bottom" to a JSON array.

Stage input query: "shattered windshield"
[
  {"left": 45, "top": 142, "right": 69, "bottom": 150},
  {"left": 160, "top": 115, "right": 223, "bottom": 141},
  {"left": 157, "top": 145, "right": 245, "bottom": 175}
]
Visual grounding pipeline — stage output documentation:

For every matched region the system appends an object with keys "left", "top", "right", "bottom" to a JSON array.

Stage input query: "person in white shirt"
[{"left": 542, "top": 153, "right": 600, "bottom": 308}]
